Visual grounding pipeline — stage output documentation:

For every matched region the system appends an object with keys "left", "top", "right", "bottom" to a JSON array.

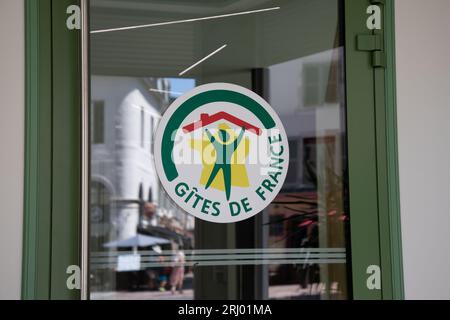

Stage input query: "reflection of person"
[
  {"left": 205, "top": 127, "right": 246, "bottom": 200},
  {"left": 298, "top": 222, "right": 320, "bottom": 291},
  {"left": 145, "top": 268, "right": 157, "bottom": 290},
  {"left": 170, "top": 249, "right": 186, "bottom": 294},
  {"left": 157, "top": 255, "right": 168, "bottom": 292}
]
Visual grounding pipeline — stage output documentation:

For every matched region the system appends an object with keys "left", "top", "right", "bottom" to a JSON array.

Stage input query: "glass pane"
[{"left": 89, "top": 0, "right": 350, "bottom": 300}]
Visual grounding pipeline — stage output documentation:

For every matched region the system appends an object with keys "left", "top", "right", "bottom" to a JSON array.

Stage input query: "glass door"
[{"left": 87, "top": 0, "right": 353, "bottom": 300}]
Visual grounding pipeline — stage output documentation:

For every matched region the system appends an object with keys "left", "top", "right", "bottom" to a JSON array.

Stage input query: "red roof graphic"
[{"left": 182, "top": 112, "right": 262, "bottom": 135}]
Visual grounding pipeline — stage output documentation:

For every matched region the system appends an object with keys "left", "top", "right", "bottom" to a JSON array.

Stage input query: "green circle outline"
[{"left": 161, "top": 89, "right": 276, "bottom": 181}]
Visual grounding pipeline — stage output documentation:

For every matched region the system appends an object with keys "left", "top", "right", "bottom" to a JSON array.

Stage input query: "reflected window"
[
  {"left": 140, "top": 107, "right": 145, "bottom": 148},
  {"left": 286, "top": 140, "right": 299, "bottom": 184},
  {"left": 149, "top": 115, "right": 154, "bottom": 154},
  {"left": 92, "top": 101, "right": 104, "bottom": 144},
  {"left": 269, "top": 215, "right": 284, "bottom": 237}
]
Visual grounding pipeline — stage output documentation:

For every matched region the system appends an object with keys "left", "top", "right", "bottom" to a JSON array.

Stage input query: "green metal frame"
[
  {"left": 22, "top": 0, "right": 403, "bottom": 300},
  {"left": 382, "top": 0, "right": 404, "bottom": 300},
  {"left": 345, "top": 0, "right": 381, "bottom": 299},
  {"left": 23, "top": 0, "right": 81, "bottom": 300},
  {"left": 345, "top": 0, "right": 404, "bottom": 299},
  {"left": 22, "top": 0, "right": 53, "bottom": 299}
]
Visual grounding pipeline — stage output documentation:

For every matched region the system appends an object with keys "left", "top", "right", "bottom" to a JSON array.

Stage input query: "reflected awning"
[{"left": 103, "top": 234, "right": 170, "bottom": 248}]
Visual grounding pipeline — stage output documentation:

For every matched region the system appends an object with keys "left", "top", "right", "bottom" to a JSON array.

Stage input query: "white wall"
[
  {"left": 396, "top": 0, "right": 450, "bottom": 299},
  {"left": 0, "top": 0, "right": 24, "bottom": 299}
]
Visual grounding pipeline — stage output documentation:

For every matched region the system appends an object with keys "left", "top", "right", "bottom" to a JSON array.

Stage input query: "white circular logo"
[{"left": 154, "top": 83, "right": 289, "bottom": 223}]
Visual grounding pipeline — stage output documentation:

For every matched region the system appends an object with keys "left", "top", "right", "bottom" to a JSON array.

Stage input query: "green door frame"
[
  {"left": 22, "top": 0, "right": 403, "bottom": 300},
  {"left": 344, "top": 0, "right": 403, "bottom": 299},
  {"left": 23, "top": 0, "right": 81, "bottom": 300}
]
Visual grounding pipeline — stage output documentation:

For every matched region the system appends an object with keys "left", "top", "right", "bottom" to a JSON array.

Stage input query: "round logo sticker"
[{"left": 154, "top": 83, "right": 289, "bottom": 223}]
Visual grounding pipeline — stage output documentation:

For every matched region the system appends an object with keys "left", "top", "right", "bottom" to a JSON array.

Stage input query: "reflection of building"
[
  {"left": 90, "top": 76, "right": 194, "bottom": 254},
  {"left": 266, "top": 49, "right": 349, "bottom": 296},
  {"left": 270, "top": 49, "right": 345, "bottom": 191}
]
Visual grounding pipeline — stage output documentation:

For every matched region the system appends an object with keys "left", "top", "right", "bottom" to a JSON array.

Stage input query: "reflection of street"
[
  {"left": 269, "top": 284, "right": 340, "bottom": 300},
  {"left": 92, "top": 273, "right": 194, "bottom": 300},
  {"left": 92, "top": 288, "right": 194, "bottom": 300},
  {"left": 91, "top": 277, "right": 336, "bottom": 300}
]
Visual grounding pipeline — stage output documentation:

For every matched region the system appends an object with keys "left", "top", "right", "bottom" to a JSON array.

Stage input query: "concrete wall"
[
  {"left": 396, "top": 0, "right": 450, "bottom": 299},
  {"left": 0, "top": 0, "right": 24, "bottom": 299}
]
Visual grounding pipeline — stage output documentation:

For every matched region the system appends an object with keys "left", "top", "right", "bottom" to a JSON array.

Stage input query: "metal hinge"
[
  {"left": 357, "top": 33, "right": 385, "bottom": 68},
  {"left": 357, "top": 33, "right": 386, "bottom": 68}
]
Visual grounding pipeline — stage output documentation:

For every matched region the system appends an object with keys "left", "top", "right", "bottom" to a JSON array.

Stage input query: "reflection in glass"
[{"left": 89, "top": 0, "right": 350, "bottom": 300}]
